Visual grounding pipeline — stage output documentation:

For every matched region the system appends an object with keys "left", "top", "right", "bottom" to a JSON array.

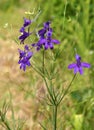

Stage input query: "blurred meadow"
[{"left": 0, "top": 0, "right": 94, "bottom": 130}]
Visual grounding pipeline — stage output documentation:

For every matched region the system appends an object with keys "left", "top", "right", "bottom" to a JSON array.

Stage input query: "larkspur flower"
[
  {"left": 38, "top": 29, "right": 46, "bottom": 39},
  {"left": 32, "top": 21, "right": 60, "bottom": 50},
  {"left": 18, "top": 47, "right": 33, "bottom": 71},
  {"left": 19, "top": 17, "right": 32, "bottom": 44},
  {"left": 18, "top": 49, "right": 26, "bottom": 59},
  {"left": 68, "top": 54, "right": 91, "bottom": 75},
  {"left": 44, "top": 21, "right": 51, "bottom": 29},
  {"left": 20, "top": 27, "right": 25, "bottom": 32},
  {"left": 23, "top": 18, "right": 32, "bottom": 27},
  {"left": 19, "top": 30, "right": 30, "bottom": 44},
  {"left": 37, "top": 21, "right": 50, "bottom": 39},
  {"left": 44, "top": 28, "right": 60, "bottom": 49},
  {"left": 24, "top": 44, "right": 29, "bottom": 50},
  {"left": 18, "top": 20, "right": 60, "bottom": 70}
]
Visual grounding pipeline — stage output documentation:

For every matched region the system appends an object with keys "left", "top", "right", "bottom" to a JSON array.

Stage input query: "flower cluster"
[
  {"left": 19, "top": 18, "right": 32, "bottom": 44},
  {"left": 18, "top": 17, "right": 90, "bottom": 74},
  {"left": 18, "top": 18, "right": 60, "bottom": 71},
  {"left": 32, "top": 21, "right": 60, "bottom": 50},
  {"left": 18, "top": 45, "right": 33, "bottom": 71}
]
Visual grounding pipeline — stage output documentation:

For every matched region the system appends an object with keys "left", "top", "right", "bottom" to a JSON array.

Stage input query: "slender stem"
[
  {"left": 42, "top": 50, "right": 55, "bottom": 105},
  {"left": 9, "top": 93, "right": 16, "bottom": 130},
  {"left": 42, "top": 50, "right": 58, "bottom": 130},
  {"left": 53, "top": 105, "right": 57, "bottom": 130},
  {"left": 42, "top": 49, "right": 45, "bottom": 76},
  {"left": 4, "top": 121, "right": 11, "bottom": 130},
  {"left": 32, "top": 62, "right": 55, "bottom": 105},
  {"left": 32, "top": 64, "right": 44, "bottom": 78},
  {"left": 49, "top": 79, "right": 57, "bottom": 105},
  {"left": 46, "top": 96, "right": 54, "bottom": 106},
  {"left": 57, "top": 74, "right": 76, "bottom": 105},
  {"left": 39, "top": 122, "right": 47, "bottom": 130},
  {"left": 33, "top": 10, "right": 41, "bottom": 22},
  {"left": 43, "top": 74, "right": 55, "bottom": 105},
  {"left": 0, "top": 116, "right": 11, "bottom": 130},
  {"left": 63, "top": 0, "right": 68, "bottom": 30}
]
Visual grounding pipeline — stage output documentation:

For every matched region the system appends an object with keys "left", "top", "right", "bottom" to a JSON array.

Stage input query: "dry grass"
[
  {"left": 0, "top": 37, "right": 44, "bottom": 129},
  {"left": 0, "top": 2, "right": 43, "bottom": 128}
]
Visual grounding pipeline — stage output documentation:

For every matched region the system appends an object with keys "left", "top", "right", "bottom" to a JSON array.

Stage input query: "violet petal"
[
  {"left": 74, "top": 67, "right": 79, "bottom": 74},
  {"left": 52, "top": 39, "right": 60, "bottom": 44},
  {"left": 79, "top": 67, "right": 83, "bottom": 75},
  {"left": 68, "top": 63, "right": 76, "bottom": 69},
  {"left": 81, "top": 62, "right": 91, "bottom": 68}
]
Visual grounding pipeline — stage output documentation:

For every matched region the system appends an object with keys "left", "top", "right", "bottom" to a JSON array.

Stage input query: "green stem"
[
  {"left": 32, "top": 63, "right": 55, "bottom": 105},
  {"left": 42, "top": 49, "right": 45, "bottom": 74},
  {"left": 57, "top": 74, "right": 76, "bottom": 105},
  {"left": 39, "top": 122, "right": 48, "bottom": 130},
  {"left": 43, "top": 74, "right": 55, "bottom": 105},
  {"left": 63, "top": 0, "right": 68, "bottom": 30},
  {"left": 49, "top": 79, "right": 57, "bottom": 105},
  {"left": 1, "top": 116, "right": 11, "bottom": 130},
  {"left": 42, "top": 50, "right": 55, "bottom": 105},
  {"left": 32, "top": 64, "right": 44, "bottom": 78},
  {"left": 42, "top": 50, "right": 58, "bottom": 130},
  {"left": 4, "top": 121, "right": 11, "bottom": 130},
  {"left": 33, "top": 10, "right": 41, "bottom": 22},
  {"left": 53, "top": 105, "right": 57, "bottom": 130}
]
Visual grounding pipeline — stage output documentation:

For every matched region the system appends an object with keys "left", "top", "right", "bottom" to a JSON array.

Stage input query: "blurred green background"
[{"left": 0, "top": 0, "right": 94, "bottom": 130}]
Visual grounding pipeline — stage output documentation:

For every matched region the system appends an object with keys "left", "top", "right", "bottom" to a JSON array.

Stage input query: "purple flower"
[
  {"left": 44, "top": 37, "right": 60, "bottom": 50},
  {"left": 20, "top": 27, "right": 25, "bottom": 32},
  {"left": 44, "top": 28, "right": 60, "bottom": 49},
  {"left": 38, "top": 21, "right": 51, "bottom": 39},
  {"left": 23, "top": 18, "right": 32, "bottom": 27},
  {"left": 18, "top": 50, "right": 33, "bottom": 71},
  {"left": 68, "top": 54, "right": 91, "bottom": 75},
  {"left": 44, "top": 21, "right": 51, "bottom": 29},
  {"left": 19, "top": 31, "right": 30, "bottom": 44},
  {"left": 34, "top": 22, "right": 60, "bottom": 50},
  {"left": 38, "top": 29, "right": 46, "bottom": 38},
  {"left": 18, "top": 45, "right": 33, "bottom": 71},
  {"left": 18, "top": 49, "right": 26, "bottom": 59},
  {"left": 46, "top": 28, "right": 53, "bottom": 37},
  {"left": 19, "top": 17, "right": 32, "bottom": 44},
  {"left": 24, "top": 45, "right": 29, "bottom": 50},
  {"left": 31, "top": 40, "right": 43, "bottom": 51}
]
